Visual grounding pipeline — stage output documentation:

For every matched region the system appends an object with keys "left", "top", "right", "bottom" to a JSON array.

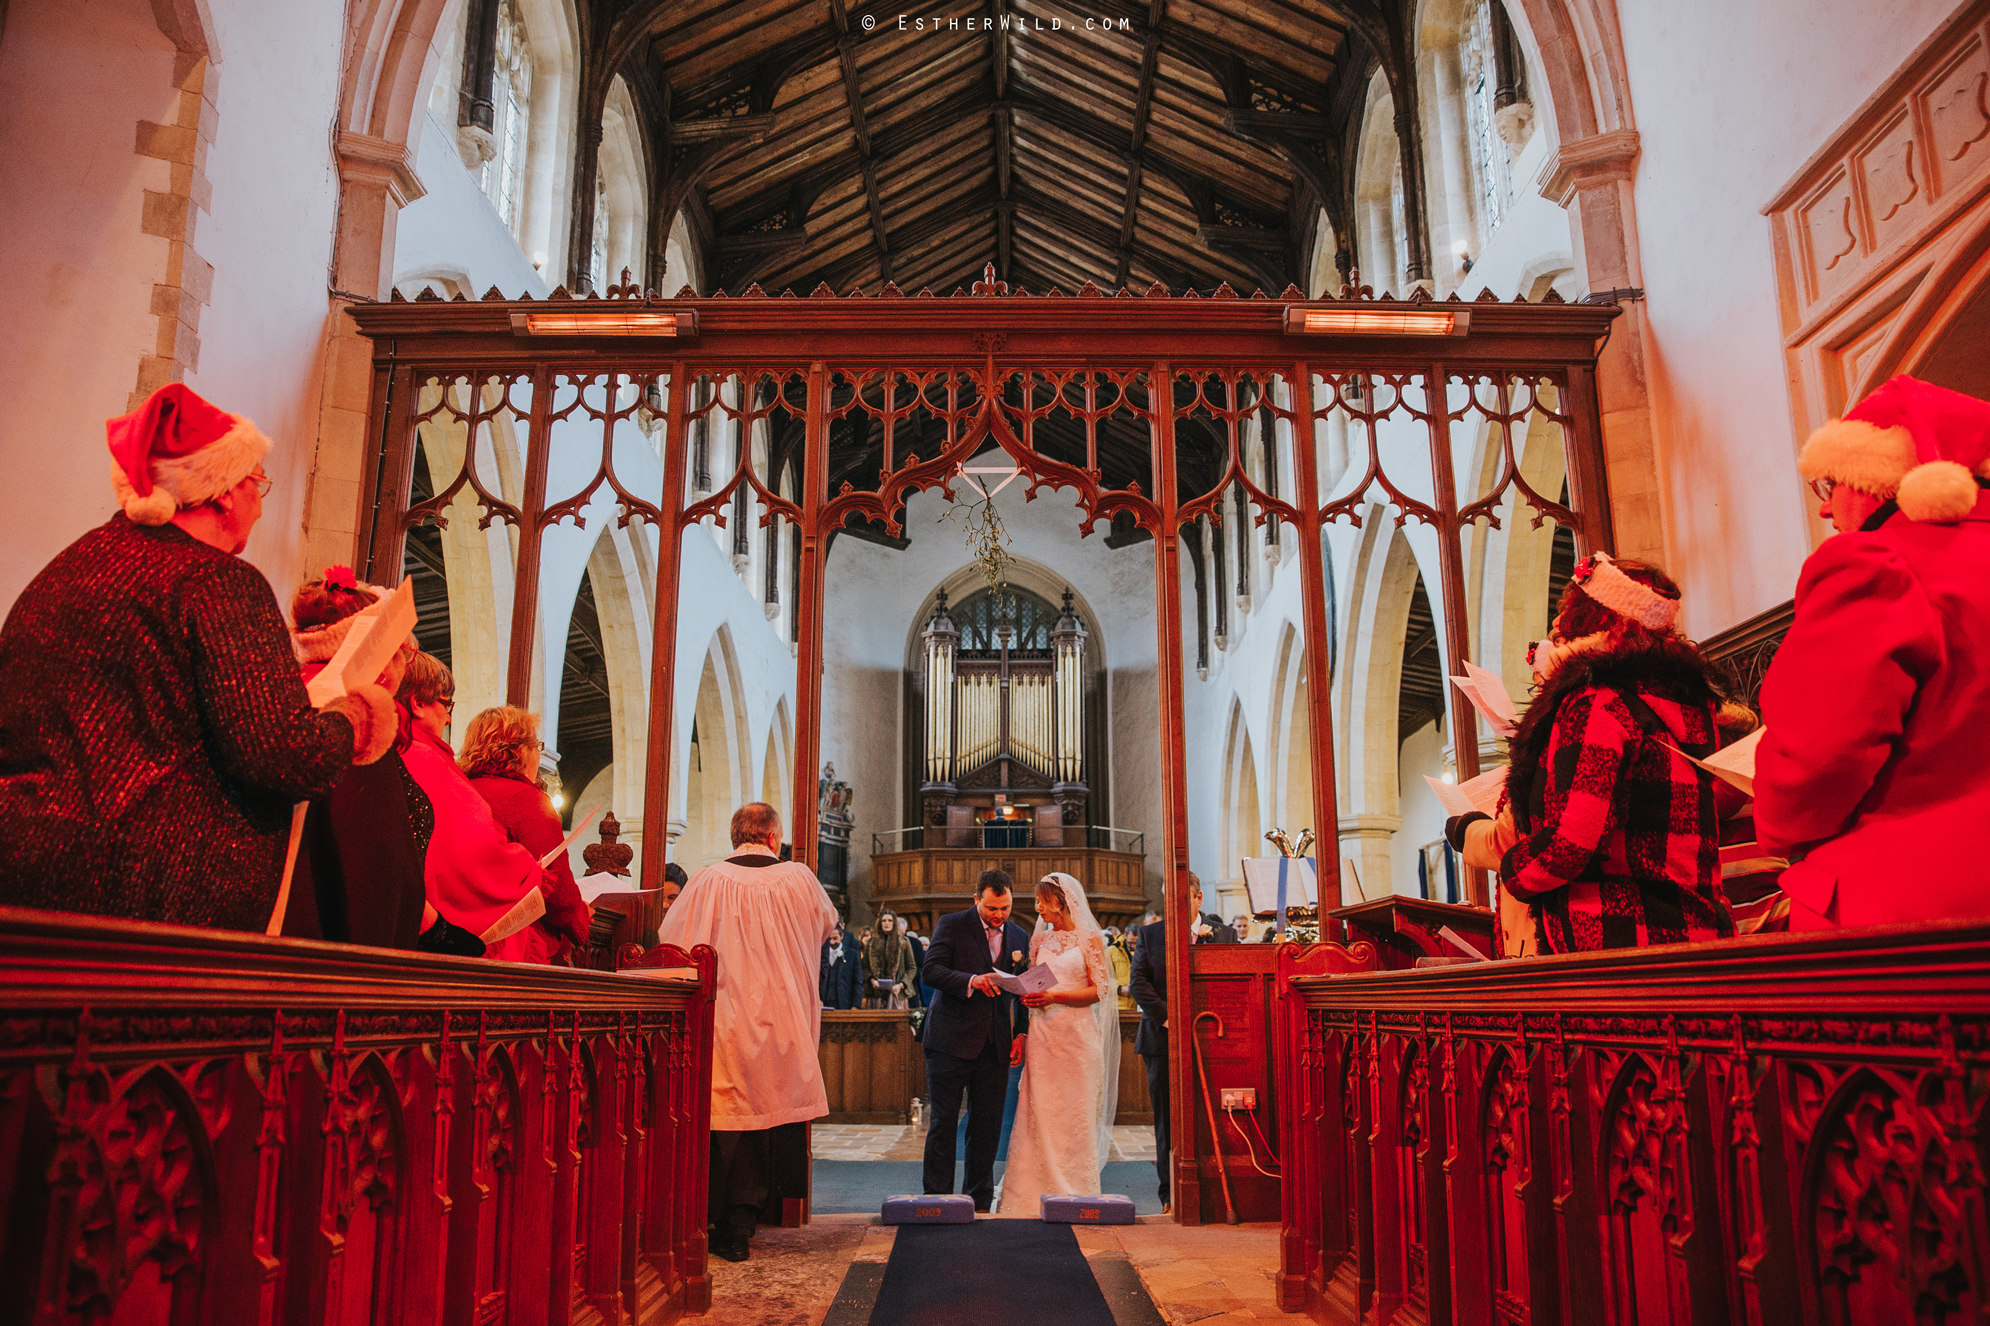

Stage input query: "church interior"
[{"left": 2, "top": 0, "right": 1989, "bottom": 1322}]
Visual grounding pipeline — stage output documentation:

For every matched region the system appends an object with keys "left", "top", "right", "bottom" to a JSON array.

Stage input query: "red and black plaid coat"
[{"left": 1500, "top": 643, "right": 1734, "bottom": 954}]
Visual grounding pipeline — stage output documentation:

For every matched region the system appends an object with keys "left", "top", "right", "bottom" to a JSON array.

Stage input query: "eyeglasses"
[
  {"left": 246, "top": 473, "right": 273, "bottom": 498},
  {"left": 1807, "top": 476, "right": 1837, "bottom": 502},
  {"left": 526, "top": 738, "right": 544, "bottom": 751}
]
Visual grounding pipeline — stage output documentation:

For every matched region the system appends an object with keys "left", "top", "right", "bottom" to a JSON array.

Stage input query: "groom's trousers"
[
  {"left": 923, "top": 1034, "right": 1009, "bottom": 1207},
  {"left": 1142, "top": 1050, "right": 1170, "bottom": 1203}
]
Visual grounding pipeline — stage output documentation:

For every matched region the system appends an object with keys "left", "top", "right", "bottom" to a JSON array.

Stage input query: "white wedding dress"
[{"left": 995, "top": 873, "right": 1120, "bottom": 1216}]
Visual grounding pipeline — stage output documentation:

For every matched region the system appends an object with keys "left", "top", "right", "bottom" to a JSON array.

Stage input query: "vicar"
[
  {"left": 656, "top": 802, "right": 838, "bottom": 1262},
  {"left": 920, "top": 869, "right": 1033, "bottom": 1209}
]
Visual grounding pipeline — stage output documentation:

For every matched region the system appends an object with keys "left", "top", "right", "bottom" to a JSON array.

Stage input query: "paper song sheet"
[
  {"left": 1424, "top": 764, "right": 1508, "bottom": 819},
  {"left": 1666, "top": 726, "right": 1763, "bottom": 796},
  {"left": 1450, "top": 661, "right": 1520, "bottom": 736},
  {"left": 539, "top": 808, "right": 600, "bottom": 867},
  {"left": 575, "top": 877, "right": 666, "bottom": 903},
  {"left": 988, "top": 964, "right": 1057, "bottom": 997}
]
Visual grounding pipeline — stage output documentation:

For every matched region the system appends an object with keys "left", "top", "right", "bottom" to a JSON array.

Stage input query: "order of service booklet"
[{"left": 987, "top": 964, "right": 1057, "bottom": 997}]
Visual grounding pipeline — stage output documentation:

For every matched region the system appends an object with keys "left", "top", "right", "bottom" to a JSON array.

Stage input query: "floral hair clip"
[{"left": 324, "top": 564, "right": 358, "bottom": 590}]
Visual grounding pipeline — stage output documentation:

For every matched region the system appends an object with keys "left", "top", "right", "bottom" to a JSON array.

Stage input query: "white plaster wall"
[
  {"left": 1614, "top": 0, "right": 1959, "bottom": 636},
  {"left": 396, "top": 111, "right": 551, "bottom": 298},
  {"left": 819, "top": 487, "right": 1164, "bottom": 924},
  {"left": 0, "top": 0, "right": 343, "bottom": 615}
]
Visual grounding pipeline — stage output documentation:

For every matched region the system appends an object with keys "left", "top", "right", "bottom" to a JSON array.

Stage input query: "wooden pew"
[
  {"left": 0, "top": 907, "right": 715, "bottom": 1326},
  {"left": 1274, "top": 920, "right": 1990, "bottom": 1324}
]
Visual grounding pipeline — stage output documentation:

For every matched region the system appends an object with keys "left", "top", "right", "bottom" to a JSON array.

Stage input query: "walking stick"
[
  {"left": 266, "top": 802, "right": 308, "bottom": 936},
  {"left": 1192, "top": 1011, "right": 1240, "bottom": 1225}
]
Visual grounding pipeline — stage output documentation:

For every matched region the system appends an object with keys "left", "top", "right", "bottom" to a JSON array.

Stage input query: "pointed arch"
[
  {"left": 1267, "top": 620, "right": 1318, "bottom": 841},
  {"left": 678, "top": 625, "right": 752, "bottom": 871},
  {"left": 764, "top": 697, "right": 794, "bottom": 826},
  {"left": 1334, "top": 515, "right": 1422, "bottom": 897},
  {"left": 1219, "top": 700, "right": 1263, "bottom": 919}
]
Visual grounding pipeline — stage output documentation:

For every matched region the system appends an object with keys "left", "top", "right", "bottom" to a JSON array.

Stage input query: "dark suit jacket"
[
  {"left": 1130, "top": 919, "right": 1168, "bottom": 1057},
  {"left": 920, "top": 907, "right": 1032, "bottom": 1060},
  {"left": 820, "top": 933, "right": 861, "bottom": 1010}
]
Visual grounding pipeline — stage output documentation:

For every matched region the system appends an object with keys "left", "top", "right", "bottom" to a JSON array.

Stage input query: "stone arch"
[
  {"left": 678, "top": 626, "right": 752, "bottom": 871},
  {"left": 1462, "top": 386, "right": 1571, "bottom": 712},
  {"left": 763, "top": 697, "right": 795, "bottom": 825},
  {"left": 512, "top": 0, "right": 583, "bottom": 277},
  {"left": 408, "top": 377, "right": 527, "bottom": 729},
  {"left": 1219, "top": 700, "right": 1262, "bottom": 919},
  {"left": 569, "top": 526, "right": 653, "bottom": 855},
  {"left": 1354, "top": 68, "right": 1408, "bottom": 293},
  {"left": 1266, "top": 620, "right": 1318, "bottom": 840},
  {"left": 1334, "top": 515, "right": 1421, "bottom": 899},
  {"left": 594, "top": 74, "right": 649, "bottom": 288},
  {"left": 1415, "top": 0, "right": 1490, "bottom": 291}
]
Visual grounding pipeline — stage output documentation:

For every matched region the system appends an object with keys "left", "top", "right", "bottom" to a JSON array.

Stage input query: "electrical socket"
[{"left": 1221, "top": 1088, "right": 1257, "bottom": 1110}]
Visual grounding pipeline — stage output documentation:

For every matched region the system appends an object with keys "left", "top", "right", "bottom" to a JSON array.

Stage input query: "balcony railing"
[
  {"left": 0, "top": 907, "right": 714, "bottom": 1326},
  {"left": 869, "top": 824, "right": 1146, "bottom": 854},
  {"left": 1273, "top": 920, "right": 1990, "bottom": 1325}
]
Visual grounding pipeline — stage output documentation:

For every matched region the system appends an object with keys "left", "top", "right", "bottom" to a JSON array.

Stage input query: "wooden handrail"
[
  {"left": 1273, "top": 922, "right": 1990, "bottom": 1324},
  {"left": 0, "top": 907, "right": 716, "bottom": 1326}
]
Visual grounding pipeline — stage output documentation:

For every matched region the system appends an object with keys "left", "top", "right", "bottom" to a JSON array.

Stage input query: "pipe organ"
[{"left": 920, "top": 586, "right": 1089, "bottom": 829}]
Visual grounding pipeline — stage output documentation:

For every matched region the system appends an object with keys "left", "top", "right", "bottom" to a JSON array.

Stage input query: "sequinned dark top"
[{"left": 0, "top": 516, "right": 356, "bottom": 929}]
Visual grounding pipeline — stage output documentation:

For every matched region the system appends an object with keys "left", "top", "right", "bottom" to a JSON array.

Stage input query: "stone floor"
[
  {"left": 697, "top": 1211, "right": 1288, "bottom": 1325},
  {"left": 812, "top": 1122, "right": 1157, "bottom": 1163}
]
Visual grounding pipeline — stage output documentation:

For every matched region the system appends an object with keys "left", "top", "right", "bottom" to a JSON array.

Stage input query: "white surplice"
[{"left": 656, "top": 848, "right": 838, "bottom": 1130}]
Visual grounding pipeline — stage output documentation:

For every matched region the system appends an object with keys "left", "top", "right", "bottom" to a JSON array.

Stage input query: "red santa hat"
[
  {"left": 1798, "top": 375, "right": 1990, "bottom": 523},
  {"left": 107, "top": 383, "right": 271, "bottom": 526}
]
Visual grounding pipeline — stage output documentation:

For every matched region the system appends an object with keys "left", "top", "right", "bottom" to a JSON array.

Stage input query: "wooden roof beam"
[
  {"left": 829, "top": 0, "right": 893, "bottom": 282},
  {"left": 1113, "top": 1, "right": 1166, "bottom": 288}
]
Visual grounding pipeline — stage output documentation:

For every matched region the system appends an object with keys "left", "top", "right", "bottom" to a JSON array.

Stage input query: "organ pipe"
[{"left": 921, "top": 590, "right": 959, "bottom": 786}]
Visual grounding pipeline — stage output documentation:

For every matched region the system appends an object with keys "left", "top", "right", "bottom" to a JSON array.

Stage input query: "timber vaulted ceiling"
[{"left": 594, "top": 0, "right": 1390, "bottom": 299}]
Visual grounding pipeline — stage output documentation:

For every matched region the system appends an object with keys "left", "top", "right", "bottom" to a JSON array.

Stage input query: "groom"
[{"left": 920, "top": 869, "right": 1033, "bottom": 1209}]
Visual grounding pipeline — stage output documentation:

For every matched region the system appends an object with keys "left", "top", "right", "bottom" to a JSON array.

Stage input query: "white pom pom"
[
  {"left": 1895, "top": 460, "right": 1979, "bottom": 523},
  {"left": 124, "top": 486, "right": 179, "bottom": 526}
]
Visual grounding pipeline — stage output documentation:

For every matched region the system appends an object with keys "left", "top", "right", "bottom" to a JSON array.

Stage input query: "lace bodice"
[{"left": 1028, "top": 927, "right": 1111, "bottom": 995}]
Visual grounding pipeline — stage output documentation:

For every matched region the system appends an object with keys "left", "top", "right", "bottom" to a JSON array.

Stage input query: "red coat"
[
  {"left": 468, "top": 772, "right": 592, "bottom": 962},
  {"left": 1755, "top": 489, "right": 1990, "bottom": 927}
]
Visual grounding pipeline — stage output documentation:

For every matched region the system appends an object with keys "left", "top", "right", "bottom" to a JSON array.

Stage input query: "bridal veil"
[{"left": 1037, "top": 871, "right": 1120, "bottom": 1173}]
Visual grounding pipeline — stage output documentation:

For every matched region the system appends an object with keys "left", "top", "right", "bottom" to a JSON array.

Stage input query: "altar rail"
[
  {"left": 1274, "top": 920, "right": 1990, "bottom": 1326},
  {"left": 0, "top": 908, "right": 715, "bottom": 1326}
]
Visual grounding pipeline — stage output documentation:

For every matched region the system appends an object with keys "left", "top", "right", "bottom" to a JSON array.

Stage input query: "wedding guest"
[
  {"left": 283, "top": 567, "right": 426, "bottom": 948},
  {"left": 459, "top": 706, "right": 592, "bottom": 964},
  {"left": 1130, "top": 887, "right": 1175, "bottom": 1209},
  {"left": 0, "top": 385, "right": 394, "bottom": 930},
  {"left": 1106, "top": 928, "right": 1134, "bottom": 1009},
  {"left": 920, "top": 870, "right": 1032, "bottom": 1211},
  {"left": 1756, "top": 376, "right": 1990, "bottom": 928},
  {"left": 660, "top": 862, "right": 688, "bottom": 918},
  {"left": 393, "top": 654, "right": 550, "bottom": 957},
  {"left": 657, "top": 802, "right": 837, "bottom": 1262},
  {"left": 1449, "top": 554, "right": 1732, "bottom": 955},
  {"left": 864, "top": 910, "right": 918, "bottom": 1008},
  {"left": 820, "top": 923, "right": 861, "bottom": 1010},
  {"left": 1191, "top": 874, "right": 1236, "bottom": 944}
]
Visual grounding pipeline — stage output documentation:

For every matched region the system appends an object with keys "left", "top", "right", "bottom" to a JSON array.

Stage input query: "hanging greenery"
[{"left": 939, "top": 479, "right": 1013, "bottom": 600}]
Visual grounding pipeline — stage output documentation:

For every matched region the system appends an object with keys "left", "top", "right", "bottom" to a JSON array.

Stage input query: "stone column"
[
  {"left": 1336, "top": 812, "right": 1402, "bottom": 905},
  {"left": 1538, "top": 131, "right": 1665, "bottom": 567}
]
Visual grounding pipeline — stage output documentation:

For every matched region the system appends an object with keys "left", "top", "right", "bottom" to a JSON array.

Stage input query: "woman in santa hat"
[
  {"left": 1447, "top": 554, "right": 1736, "bottom": 955},
  {"left": 0, "top": 384, "right": 397, "bottom": 931},
  {"left": 1755, "top": 375, "right": 1990, "bottom": 928}
]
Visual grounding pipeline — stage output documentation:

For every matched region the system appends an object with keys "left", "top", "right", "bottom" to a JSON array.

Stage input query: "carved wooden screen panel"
[{"left": 1283, "top": 928, "right": 1990, "bottom": 1326}]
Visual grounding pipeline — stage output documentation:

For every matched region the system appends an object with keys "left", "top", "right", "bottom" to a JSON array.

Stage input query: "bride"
[{"left": 995, "top": 871, "right": 1120, "bottom": 1215}]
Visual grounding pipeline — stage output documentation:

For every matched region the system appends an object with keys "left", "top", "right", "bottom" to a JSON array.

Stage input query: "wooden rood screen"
[{"left": 348, "top": 275, "right": 1618, "bottom": 1222}]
